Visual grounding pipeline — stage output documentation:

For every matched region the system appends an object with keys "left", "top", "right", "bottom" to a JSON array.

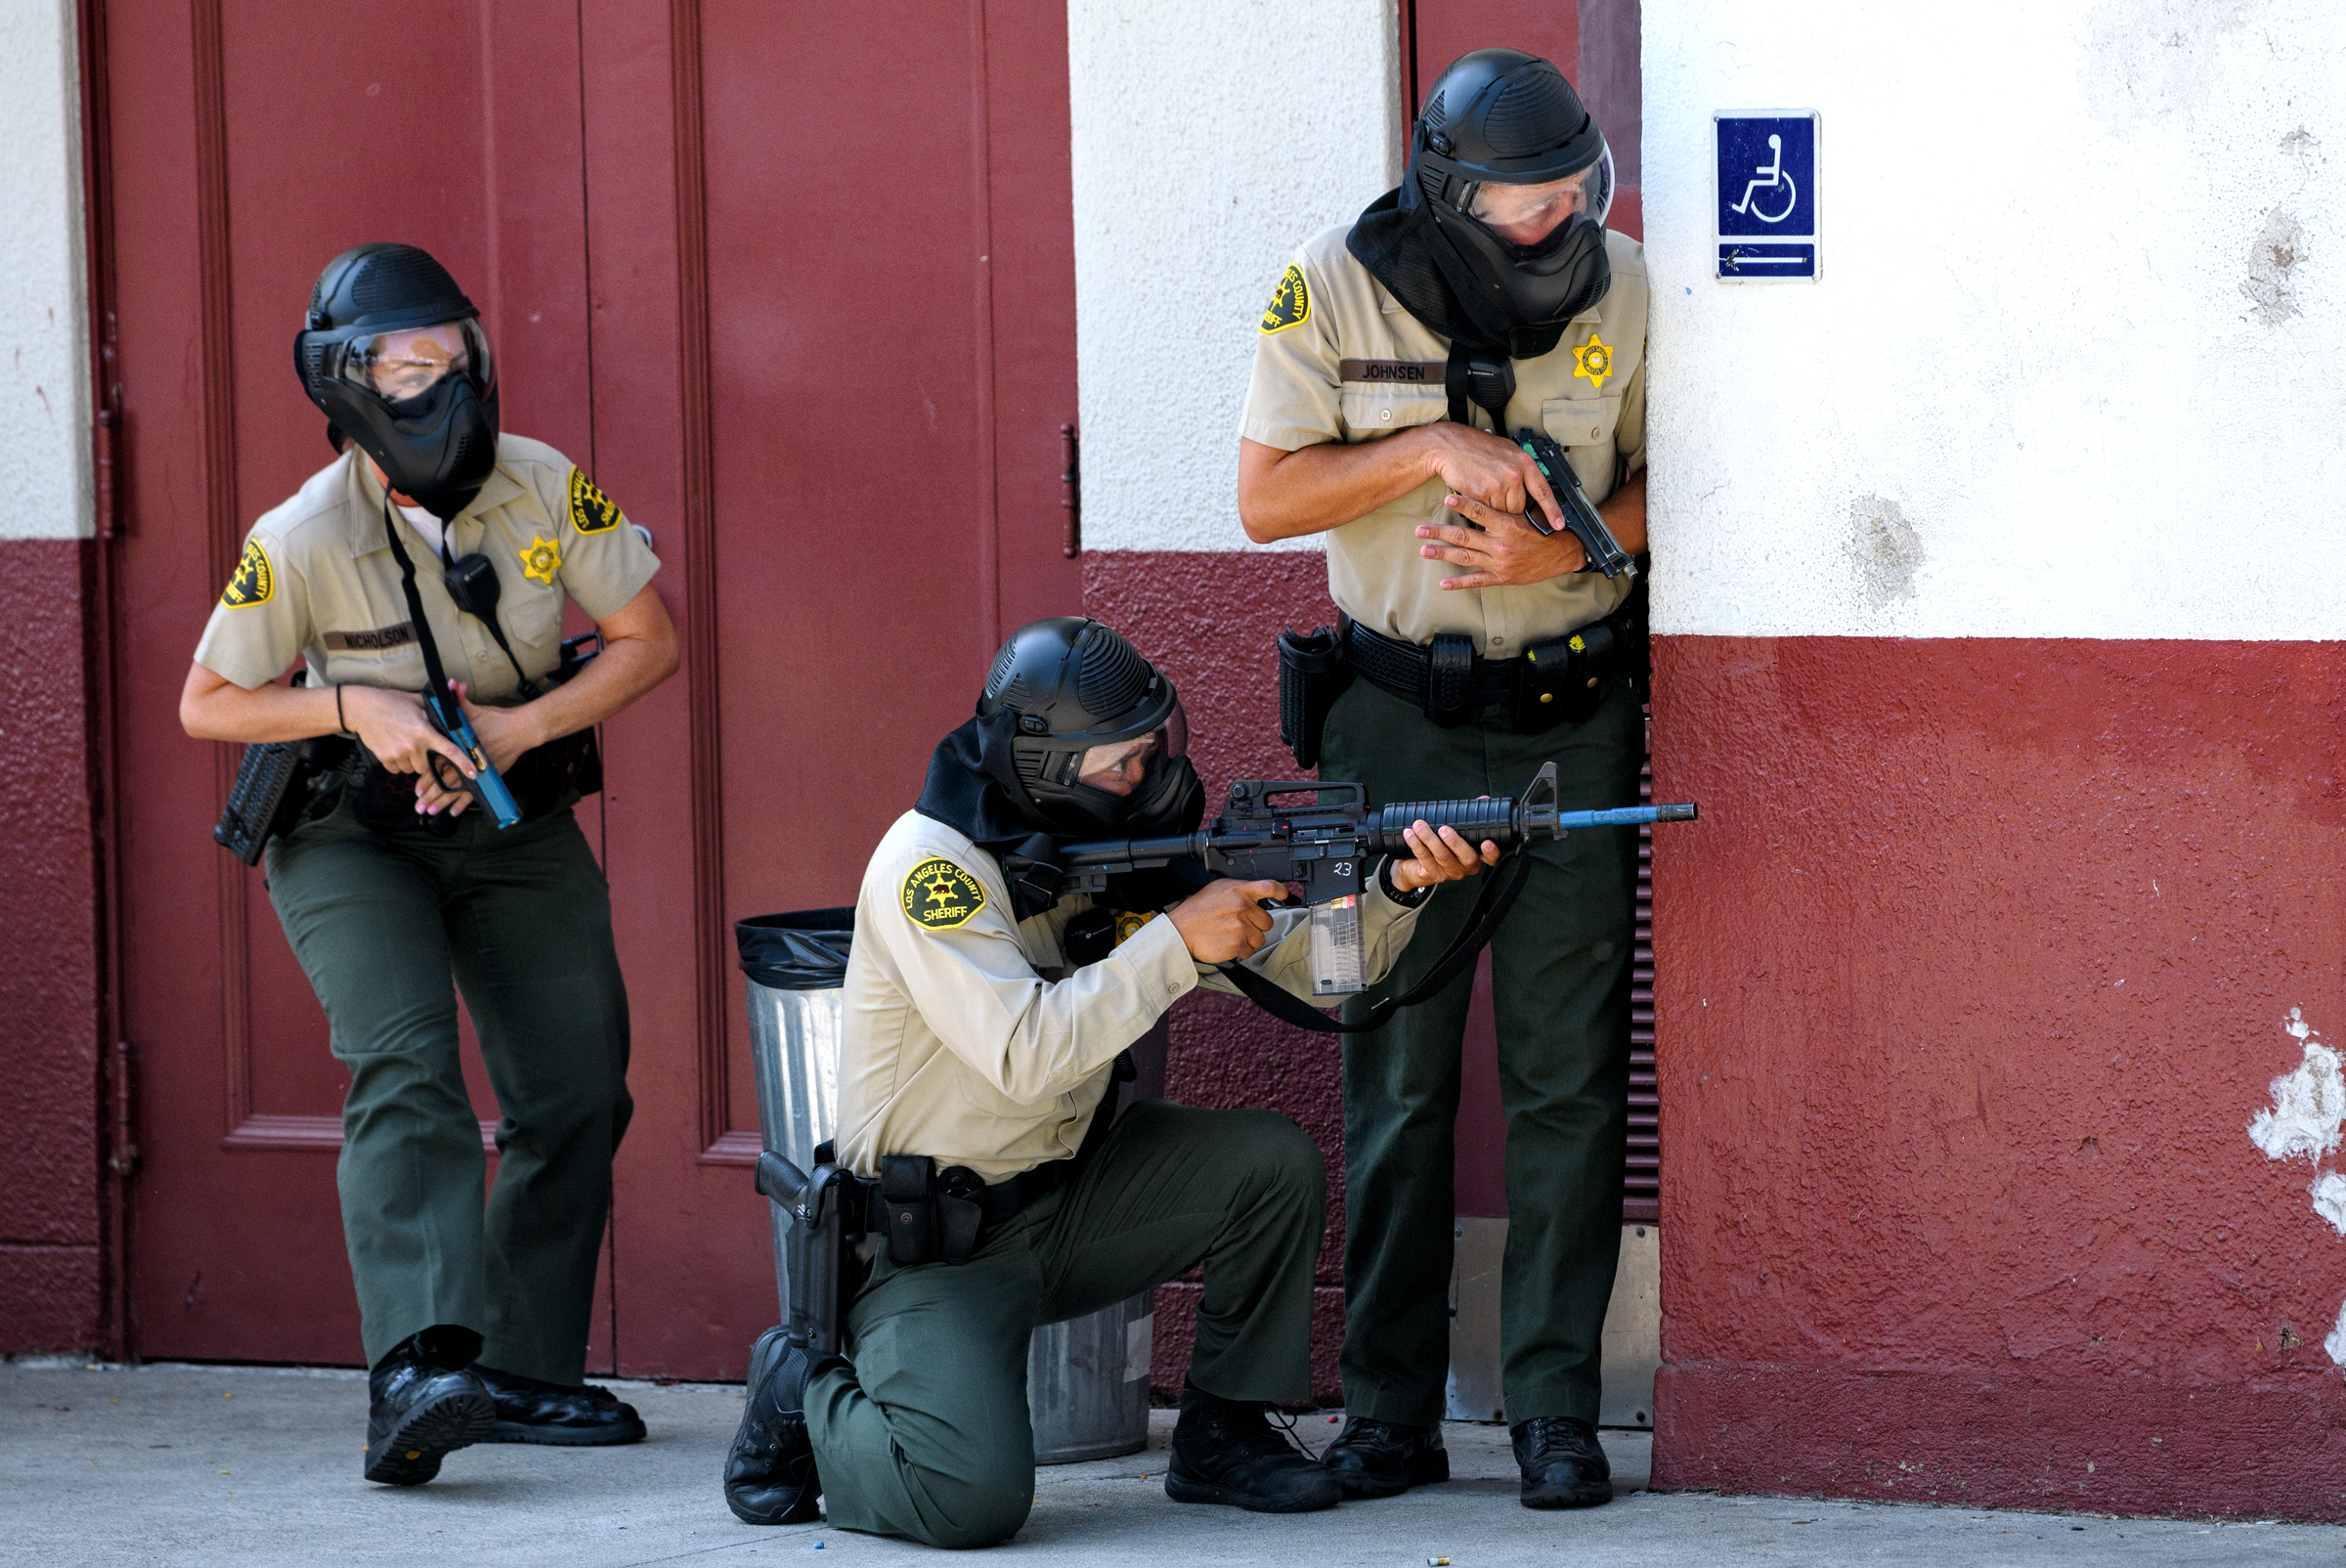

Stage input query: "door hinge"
[
  {"left": 1060, "top": 422, "right": 1081, "bottom": 558},
  {"left": 108, "top": 1038, "right": 140, "bottom": 1177}
]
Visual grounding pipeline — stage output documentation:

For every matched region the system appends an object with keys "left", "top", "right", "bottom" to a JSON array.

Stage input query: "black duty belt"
[
  {"left": 1345, "top": 621, "right": 1523, "bottom": 707},
  {"left": 817, "top": 1141, "right": 1074, "bottom": 1268},
  {"left": 1343, "top": 608, "right": 1638, "bottom": 732}
]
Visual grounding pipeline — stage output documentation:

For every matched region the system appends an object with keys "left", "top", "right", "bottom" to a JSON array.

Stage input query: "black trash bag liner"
[{"left": 735, "top": 908, "right": 855, "bottom": 991}]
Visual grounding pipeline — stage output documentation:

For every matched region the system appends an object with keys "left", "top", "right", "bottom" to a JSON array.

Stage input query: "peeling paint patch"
[
  {"left": 2327, "top": 1300, "right": 2346, "bottom": 1370},
  {"left": 2240, "top": 207, "right": 2307, "bottom": 327},
  {"left": 2313, "top": 1171, "right": 2346, "bottom": 1236},
  {"left": 1846, "top": 495, "right": 1923, "bottom": 611},
  {"left": 2246, "top": 1010, "right": 2344, "bottom": 1162}
]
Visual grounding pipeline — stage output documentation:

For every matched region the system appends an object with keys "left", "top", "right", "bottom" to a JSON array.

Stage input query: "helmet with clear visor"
[
  {"left": 328, "top": 319, "right": 496, "bottom": 407},
  {"left": 293, "top": 243, "right": 502, "bottom": 520},
  {"left": 1461, "top": 143, "right": 1613, "bottom": 247},
  {"left": 978, "top": 617, "right": 1201, "bottom": 838},
  {"left": 1406, "top": 48, "right": 1616, "bottom": 330}
]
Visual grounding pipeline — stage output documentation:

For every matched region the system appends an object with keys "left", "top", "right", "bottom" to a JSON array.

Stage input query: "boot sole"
[
  {"left": 485, "top": 1416, "right": 647, "bottom": 1447},
  {"left": 1521, "top": 1478, "right": 1614, "bottom": 1509},
  {"left": 726, "top": 1480, "right": 824, "bottom": 1527},
  {"left": 364, "top": 1387, "right": 496, "bottom": 1485},
  {"left": 1164, "top": 1470, "right": 1341, "bottom": 1513},
  {"left": 1331, "top": 1449, "right": 1451, "bottom": 1500}
]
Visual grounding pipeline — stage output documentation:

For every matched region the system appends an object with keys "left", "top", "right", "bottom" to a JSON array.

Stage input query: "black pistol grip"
[{"left": 754, "top": 1151, "right": 811, "bottom": 1209}]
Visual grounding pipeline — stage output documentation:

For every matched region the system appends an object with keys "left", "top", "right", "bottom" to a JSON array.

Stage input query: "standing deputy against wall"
[
  {"left": 1237, "top": 49, "right": 1651, "bottom": 1511},
  {"left": 179, "top": 244, "right": 678, "bottom": 1486}
]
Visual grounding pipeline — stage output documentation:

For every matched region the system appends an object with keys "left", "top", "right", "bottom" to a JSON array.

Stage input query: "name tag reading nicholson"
[{"left": 902, "top": 858, "right": 988, "bottom": 932}]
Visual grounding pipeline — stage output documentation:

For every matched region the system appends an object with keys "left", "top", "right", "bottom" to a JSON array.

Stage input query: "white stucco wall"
[
  {"left": 1645, "top": 0, "right": 2346, "bottom": 638},
  {"left": 1068, "top": 0, "right": 1399, "bottom": 553},
  {"left": 0, "top": 0, "right": 91, "bottom": 543}
]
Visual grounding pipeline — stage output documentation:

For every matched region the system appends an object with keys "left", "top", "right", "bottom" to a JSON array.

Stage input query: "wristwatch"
[{"left": 1377, "top": 856, "right": 1431, "bottom": 907}]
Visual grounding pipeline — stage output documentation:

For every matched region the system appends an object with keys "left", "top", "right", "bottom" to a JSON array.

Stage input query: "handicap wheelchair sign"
[{"left": 1716, "top": 111, "right": 1819, "bottom": 281}]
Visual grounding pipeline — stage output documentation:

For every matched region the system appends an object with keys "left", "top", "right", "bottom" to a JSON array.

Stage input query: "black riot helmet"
[
  {"left": 292, "top": 243, "right": 500, "bottom": 521},
  {"left": 1361, "top": 49, "right": 1614, "bottom": 352},
  {"left": 975, "top": 618, "right": 1200, "bottom": 838}
]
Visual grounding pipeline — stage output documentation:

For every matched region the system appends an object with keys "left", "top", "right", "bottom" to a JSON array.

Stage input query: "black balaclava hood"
[
  {"left": 293, "top": 242, "right": 500, "bottom": 522},
  {"left": 1347, "top": 48, "right": 1613, "bottom": 360},
  {"left": 916, "top": 620, "right": 1209, "bottom": 915}
]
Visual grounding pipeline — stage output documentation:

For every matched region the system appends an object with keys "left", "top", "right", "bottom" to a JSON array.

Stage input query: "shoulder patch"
[
  {"left": 1260, "top": 263, "right": 1310, "bottom": 334},
  {"left": 221, "top": 538, "right": 274, "bottom": 608},
  {"left": 902, "top": 857, "right": 988, "bottom": 932},
  {"left": 568, "top": 468, "right": 624, "bottom": 534}
]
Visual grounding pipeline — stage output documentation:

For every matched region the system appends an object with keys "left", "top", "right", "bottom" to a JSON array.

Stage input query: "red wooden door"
[
  {"left": 579, "top": 0, "right": 1079, "bottom": 1376},
  {"left": 103, "top": 0, "right": 1076, "bottom": 1376},
  {"left": 1401, "top": 0, "right": 1661, "bottom": 1226},
  {"left": 104, "top": 0, "right": 608, "bottom": 1367}
]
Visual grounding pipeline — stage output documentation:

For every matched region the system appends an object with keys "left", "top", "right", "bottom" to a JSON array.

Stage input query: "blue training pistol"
[{"left": 423, "top": 684, "right": 523, "bottom": 829}]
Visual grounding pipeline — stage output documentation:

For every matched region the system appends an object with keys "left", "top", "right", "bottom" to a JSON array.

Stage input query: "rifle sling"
[
  {"left": 1214, "top": 843, "right": 1537, "bottom": 1036},
  {"left": 380, "top": 500, "right": 456, "bottom": 699}
]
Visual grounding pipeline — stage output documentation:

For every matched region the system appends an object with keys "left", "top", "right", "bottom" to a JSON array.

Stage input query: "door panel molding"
[
  {"left": 667, "top": 0, "right": 742, "bottom": 1164},
  {"left": 190, "top": 0, "right": 259, "bottom": 1145},
  {"left": 224, "top": 1114, "right": 500, "bottom": 1153}
]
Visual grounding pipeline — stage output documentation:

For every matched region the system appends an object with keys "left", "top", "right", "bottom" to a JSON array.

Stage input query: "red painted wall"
[
  {"left": 0, "top": 540, "right": 106, "bottom": 1353},
  {"left": 1084, "top": 551, "right": 1350, "bottom": 1400},
  {"left": 1649, "top": 635, "right": 2346, "bottom": 1520}
]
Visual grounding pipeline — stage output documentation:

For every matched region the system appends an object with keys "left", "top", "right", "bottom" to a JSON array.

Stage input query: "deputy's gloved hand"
[{"left": 1168, "top": 878, "right": 1289, "bottom": 964}]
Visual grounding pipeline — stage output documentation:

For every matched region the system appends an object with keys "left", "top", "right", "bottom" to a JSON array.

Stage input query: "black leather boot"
[
  {"left": 363, "top": 1327, "right": 494, "bottom": 1486},
  {"left": 1164, "top": 1382, "right": 1341, "bottom": 1513},
  {"left": 1512, "top": 1415, "right": 1612, "bottom": 1508},
  {"left": 473, "top": 1365, "right": 646, "bottom": 1447},
  {"left": 724, "top": 1327, "right": 823, "bottom": 1526},
  {"left": 1322, "top": 1416, "right": 1450, "bottom": 1499}
]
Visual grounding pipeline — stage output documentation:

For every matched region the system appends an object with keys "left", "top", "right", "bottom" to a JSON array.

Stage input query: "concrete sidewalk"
[{"left": 3, "top": 1360, "right": 2339, "bottom": 1567}]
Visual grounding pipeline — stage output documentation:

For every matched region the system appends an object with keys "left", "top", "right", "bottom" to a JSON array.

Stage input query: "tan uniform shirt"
[
  {"left": 194, "top": 435, "right": 660, "bottom": 699},
  {"left": 1240, "top": 224, "right": 1650, "bottom": 650},
  {"left": 836, "top": 808, "right": 1429, "bottom": 1184}
]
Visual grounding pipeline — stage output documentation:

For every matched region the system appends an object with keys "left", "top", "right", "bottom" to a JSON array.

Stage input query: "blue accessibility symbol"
[{"left": 1716, "top": 112, "right": 1819, "bottom": 281}]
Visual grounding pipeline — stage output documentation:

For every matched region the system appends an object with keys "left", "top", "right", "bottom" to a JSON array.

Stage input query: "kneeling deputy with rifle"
[
  {"left": 180, "top": 243, "right": 677, "bottom": 1483},
  {"left": 723, "top": 617, "right": 1510, "bottom": 1542}
]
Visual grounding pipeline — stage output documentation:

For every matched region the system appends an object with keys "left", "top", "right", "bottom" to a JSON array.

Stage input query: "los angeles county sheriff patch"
[
  {"left": 569, "top": 468, "right": 623, "bottom": 534},
  {"left": 221, "top": 538, "right": 273, "bottom": 608},
  {"left": 1260, "top": 264, "right": 1310, "bottom": 334},
  {"left": 903, "top": 858, "right": 987, "bottom": 932}
]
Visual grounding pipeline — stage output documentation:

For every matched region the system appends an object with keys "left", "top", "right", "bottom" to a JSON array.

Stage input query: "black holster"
[{"left": 1277, "top": 625, "right": 1354, "bottom": 770}]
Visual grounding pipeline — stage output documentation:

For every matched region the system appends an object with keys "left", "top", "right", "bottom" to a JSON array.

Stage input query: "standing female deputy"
[{"left": 180, "top": 243, "right": 677, "bottom": 1486}]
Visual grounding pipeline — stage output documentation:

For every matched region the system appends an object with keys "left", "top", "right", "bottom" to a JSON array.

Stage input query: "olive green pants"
[
  {"left": 807, "top": 1101, "right": 1325, "bottom": 1547},
  {"left": 265, "top": 795, "right": 632, "bottom": 1383},
  {"left": 1321, "top": 673, "right": 1643, "bottom": 1427}
]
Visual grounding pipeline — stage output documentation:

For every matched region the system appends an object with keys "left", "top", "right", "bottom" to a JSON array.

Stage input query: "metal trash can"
[
  {"left": 737, "top": 909, "right": 855, "bottom": 1317},
  {"left": 737, "top": 910, "right": 1151, "bottom": 1464},
  {"left": 1029, "top": 1292, "right": 1152, "bottom": 1462}
]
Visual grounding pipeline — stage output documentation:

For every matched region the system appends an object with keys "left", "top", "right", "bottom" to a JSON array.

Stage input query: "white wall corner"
[
  {"left": 0, "top": 0, "right": 93, "bottom": 544},
  {"left": 1069, "top": 0, "right": 1398, "bottom": 555},
  {"left": 1643, "top": 0, "right": 2346, "bottom": 639}
]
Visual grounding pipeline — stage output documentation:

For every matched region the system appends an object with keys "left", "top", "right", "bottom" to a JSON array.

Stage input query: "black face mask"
[
  {"left": 327, "top": 367, "right": 500, "bottom": 523},
  {"left": 917, "top": 712, "right": 1204, "bottom": 846},
  {"left": 1347, "top": 159, "right": 1611, "bottom": 361},
  {"left": 915, "top": 711, "right": 1211, "bottom": 918}
]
